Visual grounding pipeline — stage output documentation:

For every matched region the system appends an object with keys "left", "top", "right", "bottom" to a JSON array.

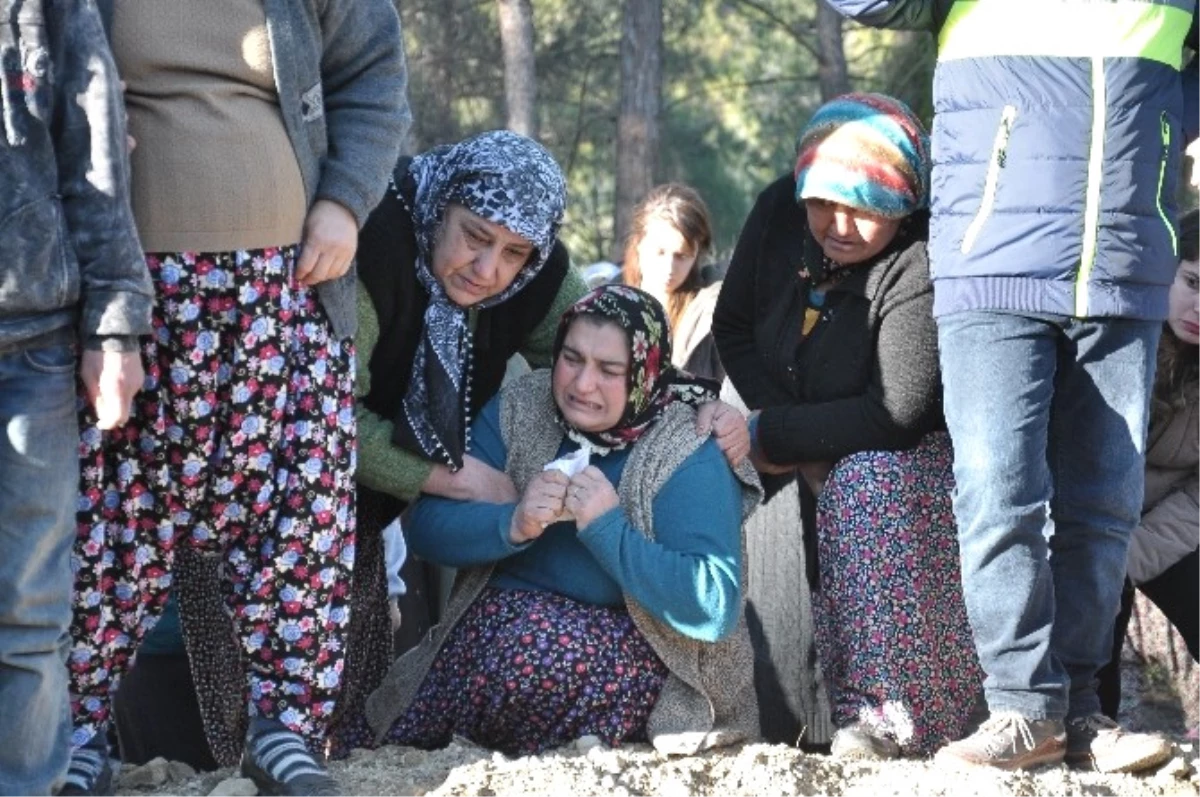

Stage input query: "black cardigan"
[
  {"left": 356, "top": 158, "right": 569, "bottom": 442},
  {"left": 713, "top": 174, "right": 944, "bottom": 466}
]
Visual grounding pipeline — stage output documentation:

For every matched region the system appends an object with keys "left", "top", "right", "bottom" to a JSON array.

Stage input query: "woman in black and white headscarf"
[
  {"left": 357, "top": 130, "right": 580, "bottom": 508},
  {"left": 340, "top": 129, "right": 593, "bottom": 756},
  {"left": 331, "top": 132, "right": 590, "bottom": 744}
]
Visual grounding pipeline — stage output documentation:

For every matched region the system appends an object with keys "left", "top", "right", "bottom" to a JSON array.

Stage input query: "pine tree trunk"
[
  {"left": 411, "top": 0, "right": 461, "bottom": 148},
  {"left": 497, "top": 0, "right": 538, "bottom": 137},
  {"left": 816, "top": 2, "right": 850, "bottom": 102},
  {"left": 613, "top": 0, "right": 662, "bottom": 260}
]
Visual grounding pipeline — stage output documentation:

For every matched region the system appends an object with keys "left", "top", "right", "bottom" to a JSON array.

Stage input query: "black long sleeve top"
[{"left": 713, "top": 174, "right": 944, "bottom": 465}]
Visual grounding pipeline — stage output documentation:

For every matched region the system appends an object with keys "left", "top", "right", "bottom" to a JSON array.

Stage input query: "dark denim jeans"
[
  {"left": 0, "top": 341, "right": 80, "bottom": 794},
  {"left": 937, "top": 311, "right": 1160, "bottom": 722}
]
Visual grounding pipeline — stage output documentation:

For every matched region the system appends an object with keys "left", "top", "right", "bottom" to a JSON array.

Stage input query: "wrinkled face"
[
  {"left": 804, "top": 198, "right": 902, "bottom": 266},
  {"left": 431, "top": 204, "right": 535, "bottom": 307},
  {"left": 552, "top": 317, "right": 630, "bottom": 433},
  {"left": 635, "top": 216, "right": 698, "bottom": 301},
  {"left": 1168, "top": 258, "right": 1200, "bottom": 345}
]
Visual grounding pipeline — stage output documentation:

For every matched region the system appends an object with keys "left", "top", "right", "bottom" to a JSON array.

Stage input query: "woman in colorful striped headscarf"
[{"left": 713, "top": 93, "right": 982, "bottom": 759}]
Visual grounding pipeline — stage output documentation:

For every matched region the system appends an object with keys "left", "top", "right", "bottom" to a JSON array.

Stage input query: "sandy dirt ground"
[
  {"left": 115, "top": 735, "right": 1199, "bottom": 797},
  {"left": 114, "top": 593, "right": 1200, "bottom": 796}
]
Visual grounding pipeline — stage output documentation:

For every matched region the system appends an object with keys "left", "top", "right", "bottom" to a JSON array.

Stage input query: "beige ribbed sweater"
[{"left": 113, "top": 0, "right": 308, "bottom": 253}]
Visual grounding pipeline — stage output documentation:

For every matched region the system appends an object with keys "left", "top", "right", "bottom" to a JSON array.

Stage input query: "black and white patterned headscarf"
[{"left": 395, "top": 130, "right": 568, "bottom": 470}]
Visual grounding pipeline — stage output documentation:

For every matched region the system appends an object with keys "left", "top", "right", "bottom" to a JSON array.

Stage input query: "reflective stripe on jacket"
[{"left": 826, "top": 0, "right": 1198, "bottom": 320}]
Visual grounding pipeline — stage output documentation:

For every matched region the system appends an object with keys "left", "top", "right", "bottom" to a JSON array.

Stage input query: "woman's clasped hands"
[{"left": 509, "top": 466, "right": 620, "bottom": 543}]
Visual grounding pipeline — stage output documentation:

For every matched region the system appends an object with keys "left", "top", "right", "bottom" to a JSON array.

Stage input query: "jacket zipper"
[
  {"left": 1075, "top": 57, "right": 1107, "bottom": 317},
  {"left": 960, "top": 105, "right": 1017, "bottom": 255},
  {"left": 1156, "top": 111, "right": 1178, "bottom": 257}
]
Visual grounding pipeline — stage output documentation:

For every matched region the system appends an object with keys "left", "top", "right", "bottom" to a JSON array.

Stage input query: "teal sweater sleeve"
[
  {"left": 406, "top": 397, "right": 526, "bottom": 567},
  {"left": 576, "top": 438, "right": 743, "bottom": 643}
]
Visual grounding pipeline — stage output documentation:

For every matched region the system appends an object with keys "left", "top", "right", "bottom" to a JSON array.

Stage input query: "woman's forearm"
[
  {"left": 406, "top": 495, "right": 524, "bottom": 567},
  {"left": 356, "top": 405, "right": 435, "bottom": 501},
  {"left": 577, "top": 446, "right": 744, "bottom": 642}
]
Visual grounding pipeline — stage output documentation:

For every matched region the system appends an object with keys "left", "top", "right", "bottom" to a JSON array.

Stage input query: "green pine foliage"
[{"left": 396, "top": 0, "right": 935, "bottom": 264}]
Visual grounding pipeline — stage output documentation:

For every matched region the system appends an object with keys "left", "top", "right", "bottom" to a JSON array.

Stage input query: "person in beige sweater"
[{"left": 65, "top": 2, "right": 409, "bottom": 794}]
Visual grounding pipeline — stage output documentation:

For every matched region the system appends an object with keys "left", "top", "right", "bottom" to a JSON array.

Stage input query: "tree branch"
[
  {"left": 564, "top": 58, "right": 595, "bottom": 179},
  {"left": 663, "top": 74, "right": 818, "bottom": 112},
  {"left": 728, "top": 0, "right": 820, "bottom": 60}
]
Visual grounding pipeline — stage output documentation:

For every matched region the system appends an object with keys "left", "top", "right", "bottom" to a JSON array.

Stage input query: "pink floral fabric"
[
  {"left": 813, "top": 432, "right": 982, "bottom": 755},
  {"left": 332, "top": 587, "right": 669, "bottom": 757},
  {"left": 69, "top": 246, "right": 356, "bottom": 749}
]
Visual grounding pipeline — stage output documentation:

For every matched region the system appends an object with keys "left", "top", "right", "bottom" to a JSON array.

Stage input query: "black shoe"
[
  {"left": 241, "top": 720, "right": 339, "bottom": 796},
  {"left": 240, "top": 753, "right": 340, "bottom": 797},
  {"left": 56, "top": 753, "right": 115, "bottom": 797}
]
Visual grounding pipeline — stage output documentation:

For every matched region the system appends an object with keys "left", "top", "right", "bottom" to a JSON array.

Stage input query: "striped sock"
[
  {"left": 246, "top": 718, "right": 328, "bottom": 785},
  {"left": 61, "top": 733, "right": 111, "bottom": 795}
]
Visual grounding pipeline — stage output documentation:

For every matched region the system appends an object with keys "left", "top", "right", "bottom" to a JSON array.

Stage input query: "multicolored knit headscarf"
[
  {"left": 551, "top": 285, "right": 717, "bottom": 453},
  {"left": 793, "top": 93, "right": 931, "bottom": 219}
]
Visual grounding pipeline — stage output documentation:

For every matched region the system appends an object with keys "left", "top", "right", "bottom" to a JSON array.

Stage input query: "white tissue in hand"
[
  {"left": 382, "top": 517, "right": 407, "bottom": 598},
  {"left": 543, "top": 447, "right": 590, "bottom": 477}
]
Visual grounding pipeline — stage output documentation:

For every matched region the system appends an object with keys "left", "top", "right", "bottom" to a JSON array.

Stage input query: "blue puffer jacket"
[{"left": 825, "top": 0, "right": 1198, "bottom": 321}]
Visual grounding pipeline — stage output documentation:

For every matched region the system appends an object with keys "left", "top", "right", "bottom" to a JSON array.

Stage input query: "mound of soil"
[{"left": 117, "top": 737, "right": 1199, "bottom": 797}]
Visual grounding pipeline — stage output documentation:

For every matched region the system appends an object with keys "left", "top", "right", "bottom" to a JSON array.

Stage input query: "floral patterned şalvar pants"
[
  {"left": 813, "top": 432, "right": 982, "bottom": 756},
  {"left": 68, "top": 246, "right": 356, "bottom": 751}
]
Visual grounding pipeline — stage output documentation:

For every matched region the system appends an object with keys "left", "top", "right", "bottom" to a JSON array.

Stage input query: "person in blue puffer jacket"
[{"left": 824, "top": 0, "right": 1197, "bottom": 775}]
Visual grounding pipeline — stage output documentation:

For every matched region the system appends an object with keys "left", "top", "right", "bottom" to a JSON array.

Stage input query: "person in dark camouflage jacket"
[{"left": 0, "top": 0, "right": 151, "bottom": 793}]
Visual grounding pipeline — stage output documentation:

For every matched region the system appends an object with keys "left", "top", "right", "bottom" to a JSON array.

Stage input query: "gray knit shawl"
[{"left": 366, "top": 370, "right": 763, "bottom": 754}]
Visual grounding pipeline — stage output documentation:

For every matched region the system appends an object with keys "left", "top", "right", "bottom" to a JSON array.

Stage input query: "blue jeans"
[
  {"left": 937, "top": 312, "right": 1160, "bottom": 722},
  {"left": 0, "top": 341, "right": 80, "bottom": 794}
]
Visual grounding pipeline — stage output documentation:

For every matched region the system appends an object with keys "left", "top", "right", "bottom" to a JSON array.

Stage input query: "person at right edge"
[{"left": 824, "top": 0, "right": 1198, "bottom": 775}]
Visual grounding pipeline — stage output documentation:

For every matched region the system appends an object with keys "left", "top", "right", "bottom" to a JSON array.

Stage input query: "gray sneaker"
[
  {"left": 831, "top": 723, "right": 901, "bottom": 761},
  {"left": 1065, "top": 714, "right": 1173, "bottom": 774},
  {"left": 934, "top": 712, "right": 1066, "bottom": 771}
]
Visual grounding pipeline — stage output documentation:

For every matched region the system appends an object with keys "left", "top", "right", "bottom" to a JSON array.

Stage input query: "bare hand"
[
  {"left": 511, "top": 470, "right": 570, "bottom": 543},
  {"left": 422, "top": 455, "right": 518, "bottom": 503},
  {"left": 80, "top": 349, "right": 143, "bottom": 430},
  {"left": 1187, "top": 138, "right": 1200, "bottom": 189},
  {"left": 695, "top": 399, "right": 750, "bottom": 466},
  {"left": 565, "top": 466, "right": 620, "bottom": 530},
  {"left": 296, "top": 199, "right": 358, "bottom": 287}
]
